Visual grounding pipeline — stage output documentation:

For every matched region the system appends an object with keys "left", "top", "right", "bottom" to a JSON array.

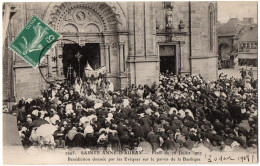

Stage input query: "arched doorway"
[
  {"left": 43, "top": 2, "right": 129, "bottom": 88},
  {"left": 62, "top": 43, "right": 100, "bottom": 79},
  {"left": 218, "top": 43, "right": 231, "bottom": 60}
]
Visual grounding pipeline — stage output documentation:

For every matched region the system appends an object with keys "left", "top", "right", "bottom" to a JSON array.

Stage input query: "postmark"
[{"left": 9, "top": 15, "right": 60, "bottom": 68}]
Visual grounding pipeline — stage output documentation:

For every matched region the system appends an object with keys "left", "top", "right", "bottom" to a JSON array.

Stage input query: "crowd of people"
[{"left": 6, "top": 71, "right": 258, "bottom": 154}]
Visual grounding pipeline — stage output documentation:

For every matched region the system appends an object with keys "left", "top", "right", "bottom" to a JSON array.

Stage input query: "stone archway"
[
  {"left": 43, "top": 2, "right": 126, "bottom": 32},
  {"left": 42, "top": 2, "right": 129, "bottom": 89},
  {"left": 219, "top": 43, "right": 231, "bottom": 60}
]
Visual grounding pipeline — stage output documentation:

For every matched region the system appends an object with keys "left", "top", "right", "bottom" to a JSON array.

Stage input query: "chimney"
[
  {"left": 249, "top": 18, "right": 254, "bottom": 24},
  {"left": 243, "top": 17, "right": 254, "bottom": 24}
]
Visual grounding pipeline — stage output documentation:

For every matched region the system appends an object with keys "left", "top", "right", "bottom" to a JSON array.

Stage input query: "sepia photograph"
[{"left": 2, "top": 1, "right": 258, "bottom": 164}]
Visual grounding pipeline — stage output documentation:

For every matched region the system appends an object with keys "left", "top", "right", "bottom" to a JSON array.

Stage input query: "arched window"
[{"left": 209, "top": 4, "right": 214, "bottom": 51}]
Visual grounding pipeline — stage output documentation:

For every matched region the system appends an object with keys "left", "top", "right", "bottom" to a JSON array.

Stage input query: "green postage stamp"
[{"left": 9, "top": 15, "right": 60, "bottom": 68}]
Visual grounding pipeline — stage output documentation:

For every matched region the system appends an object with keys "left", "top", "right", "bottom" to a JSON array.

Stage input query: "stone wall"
[
  {"left": 14, "top": 67, "right": 48, "bottom": 101},
  {"left": 190, "top": 2, "right": 218, "bottom": 80},
  {"left": 4, "top": 2, "right": 219, "bottom": 101}
]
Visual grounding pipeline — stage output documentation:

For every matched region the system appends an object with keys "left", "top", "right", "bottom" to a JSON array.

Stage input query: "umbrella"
[
  {"left": 138, "top": 141, "right": 153, "bottom": 154},
  {"left": 29, "top": 119, "right": 49, "bottom": 127},
  {"left": 36, "top": 124, "right": 57, "bottom": 137}
]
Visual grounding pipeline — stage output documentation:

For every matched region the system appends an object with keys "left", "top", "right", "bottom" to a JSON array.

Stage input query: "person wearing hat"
[
  {"left": 132, "top": 121, "right": 145, "bottom": 139},
  {"left": 84, "top": 130, "right": 97, "bottom": 149},
  {"left": 183, "top": 136, "right": 194, "bottom": 150},
  {"left": 189, "top": 128, "right": 200, "bottom": 142},
  {"left": 140, "top": 113, "right": 152, "bottom": 136},
  {"left": 213, "top": 119, "right": 225, "bottom": 133},
  {"left": 119, "top": 129, "right": 130, "bottom": 148},
  {"left": 108, "top": 131, "right": 121, "bottom": 151},
  {"left": 147, "top": 128, "right": 160, "bottom": 151},
  {"left": 162, "top": 130, "right": 176, "bottom": 152}
]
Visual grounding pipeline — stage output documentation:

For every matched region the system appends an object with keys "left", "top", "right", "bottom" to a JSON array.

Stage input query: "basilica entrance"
[
  {"left": 62, "top": 43, "right": 100, "bottom": 79},
  {"left": 159, "top": 45, "right": 176, "bottom": 75},
  {"left": 42, "top": 2, "right": 128, "bottom": 89}
]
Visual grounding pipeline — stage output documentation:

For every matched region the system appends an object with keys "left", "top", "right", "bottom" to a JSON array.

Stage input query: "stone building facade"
[
  {"left": 217, "top": 17, "right": 257, "bottom": 64},
  {"left": 3, "top": 2, "right": 218, "bottom": 102}
]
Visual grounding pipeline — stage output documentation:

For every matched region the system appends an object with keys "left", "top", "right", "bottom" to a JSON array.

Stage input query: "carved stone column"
[
  {"left": 119, "top": 43, "right": 125, "bottom": 73},
  {"left": 100, "top": 44, "right": 105, "bottom": 67},
  {"left": 104, "top": 44, "right": 110, "bottom": 73},
  {"left": 180, "top": 41, "right": 185, "bottom": 73}
]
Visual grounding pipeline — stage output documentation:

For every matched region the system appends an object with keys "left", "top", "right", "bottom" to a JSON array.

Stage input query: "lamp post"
[{"left": 75, "top": 52, "right": 83, "bottom": 77}]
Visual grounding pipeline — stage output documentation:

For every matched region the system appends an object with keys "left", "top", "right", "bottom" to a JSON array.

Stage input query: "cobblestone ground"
[{"left": 218, "top": 68, "right": 258, "bottom": 79}]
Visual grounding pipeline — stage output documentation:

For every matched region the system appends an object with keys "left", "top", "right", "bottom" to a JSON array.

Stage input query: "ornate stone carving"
[
  {"left": 106, "top": 36, "right": 117, "bottom": 44},
  {"left": 83, "top": 23, "right": 100, "bottom": 33},
  {"left": 165, "top": 2, "right": 174, "bottom": 33},
  {"left": 156, "top": 35, "right": 184, "bottom": 42},
  {"left": 64, "top": 10, "right": 73, "bottom": 21},
  {"left": 136, "top": 49, "right": 143, "bottom": 55},
  {"left": 147, "top": 50, "right": 153, "bottom": 55},
  {"left": 62, "top": 23, "right": 78, "bottom": 33},
  {"left": 172, "top": 36, "right": 184, "bottom": 42},
  {"left": 43, "top": 2, "right": 127, "bottom": 32},
  {"left": 179, "top": 20, "right": 185, "bottom": 32},
  {"left": 164, "top": 2, "right": 175, "bottom": 9},
  {"left": 119, "top": 36, "right": 128, "bottom": 43},
  {"left": 156, "top": 36, "right": 166, "bottom": 42},
  {"left": 81, "top": 37, "right": 100, "bottom": 43},
  {"left": 75, "top": 11, "right": 86, "bottom": 22},
  {"left": 166, "top": 10, "right": 173, "bottom": 32},
  {"left": 111, "top": 42, "right": 118, "bottom": 56}
]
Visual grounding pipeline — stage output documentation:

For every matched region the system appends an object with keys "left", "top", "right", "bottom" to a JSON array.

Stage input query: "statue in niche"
[
  {"left": 165, "top": 2, "right": 174, "bottom": 32},
  {"left": 179, "top": 20, "right": 185, "bottom": 32},
  {"left": 166, "top": 10, "right": 173, "bottom": 32},
  {"left": 164, "top": 2, "right": 174, "bottom": 9}
]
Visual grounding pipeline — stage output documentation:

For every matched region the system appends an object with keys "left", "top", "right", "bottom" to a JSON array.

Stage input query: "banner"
[{"left": 84, "top": 62, "right": 106, "bottom": 78}]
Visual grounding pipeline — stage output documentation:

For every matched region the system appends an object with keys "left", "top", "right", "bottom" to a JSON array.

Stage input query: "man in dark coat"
[
  {"left": 240, "top": 68, "right": 247, "bottom": 79},
  {"left": 213, "top": 119, "right": 225, "bottom": 133},
  {"left": 85, "top": 133, "right": 97, "bottom": 149},
  {"left": 162, "top": 131, "right": 176, "bottom": 151},
  {"left": 230, "top": 100, "right": 242, "bottom": 124},
  {"left": 108, "top": 132, "right": 121, "bottom": 151},
  {"left": 147, "top": 128, "right": 160, "bottom": 151},
  {"left": 132, "top": 122, "right": 145, "bottom": 138},
  {"left": 183, "top": 136, "right": 194, "bottom": 150},
  {"left": 140, "top": 115, "right": 152, "bottom": 136},
  {"left": 119, "top": 130, "right": 130, "bottom": 148}
]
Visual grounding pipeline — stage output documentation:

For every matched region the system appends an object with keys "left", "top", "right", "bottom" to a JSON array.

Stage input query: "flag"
[
  {"left": 85, "top": 62, "right": 93, "bottom": 71},
  {"left": 96, "top": 66, "right": 106, "bottom": 75},
  {"left": 84, "top": 63, "right": 106, "bottom": 78},
  {"left": 84, "top": 62, "right": 93, "bottom": 78}
]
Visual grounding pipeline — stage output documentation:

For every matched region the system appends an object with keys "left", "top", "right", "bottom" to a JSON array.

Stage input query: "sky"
[{"left": 218, "top": 1, "right": 258, "bottom": 23}]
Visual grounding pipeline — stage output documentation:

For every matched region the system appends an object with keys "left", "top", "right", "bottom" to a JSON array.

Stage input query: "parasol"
[
  {"left": 36, "top": 124, "right": 57, "bottom": 137},
  {"left": 138, "top": 141, "right": 153, "bottom": 154}
]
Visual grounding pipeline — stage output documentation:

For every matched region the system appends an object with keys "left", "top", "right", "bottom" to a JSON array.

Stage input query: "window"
[
  {"left": 239, "top": 43, "right": 243, "bottom": 49},
  {"left": 247, "top": 43, "right": 250, "bottom": 49},
  {"left": 209, "top": 4, "right": 214, "bottom": 51},
  {"left": 243, "top": 43, "right": 246, "bottom": 48}
]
